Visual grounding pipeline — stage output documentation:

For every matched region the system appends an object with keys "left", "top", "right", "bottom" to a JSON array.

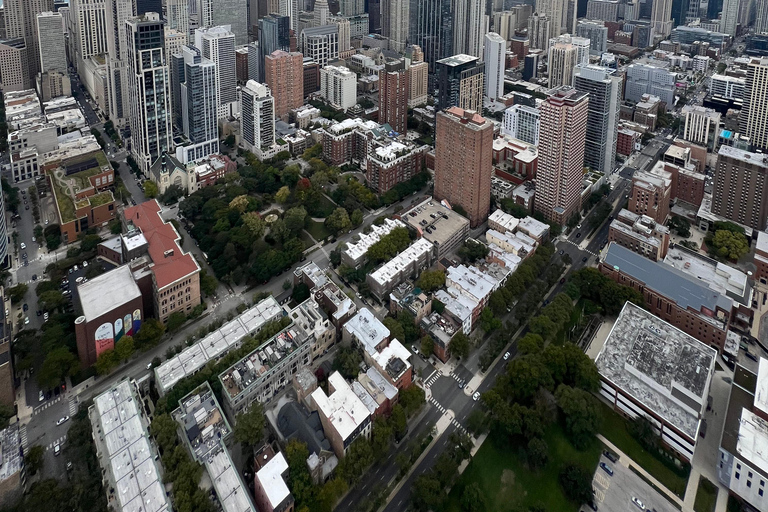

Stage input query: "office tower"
[
  {"left": 651, "top": 0, "right": 673, "bottom": 38},
  {"left": 257, "top": 15, "right": 290, "bottom": 82},
  {"left": 484, "top": 32, "right": 505, "bottom": 101},
  {"left": 548, "top": 42, "right": 577, "bottom": 88},
  {"left": 740, "top": 57, "right": 768, "bottom": 151},
  {"left": 248, "top": 42, "right": 259, "bottom": 81},
  {"left": 563, "top": 0, "right": 577, "bottom": 33},
  {"left": 177, "top": 45, "right": 220, "bottom": 162},
  {"left": 195, "top": 25, "right": 237, "bottom": 119},
  {"left": 758, "top": 1, "right": 768, "bottom": 34},
  {"left": 586, "top": 0, "right": 619, "bottom": 21},
  {"left": 340, "top": 0, "right": 365, "bottom": 15},
  {"left": 36, "top": 12, "right": 67, "bottom": 73},
  {"left": 528, "top": 12, "right": 551, "bottom": 51},
  {"left": 166, "top": 0, "right": 190, "bottom": 39},
  {"left": 369, "top": 0, "right": 381, "bottom": 34},
  {"left": 682, "top": 105, "right": 720, "bottom": 149},
  {"left": 0, "top": 39, "right": 31, "bottom": 91},
  {"left": 536, "top": 0, "right": 564, "bottom": 41},
  {"left": 436, "top": 54, "right": 484, "bottom": 111},
  {"left": 320, "top": 65, "right": 356, "bottom": 110},
  {"left": 264, "top": 50, "right": 303, "bottom": 118},
  {"left": 126, "top": 13, "right": 173, "bottom": 174},
  {"left": 105, "top": 0, "right": 133, "bottom": 126},
  {"left": 625, "top": 63, "right": 676, "bottom": 107},
  {"left": 331, "top": 16, "right": 351, "bottom": 52},
  {"left": 409, "top": 0, "right": 454, "bottom": 72},
  {"left": 434, "top": 106, "right": 494, "bottom": 228},
  {"left": 170, "top": 51, "right": 185, "bottom": 129},
  {"left": 406, "top": 46, "right": 429, "bottom": 107},
  {"left": 720, "top": 0, "right": 740, "bottom": 36},
  {"left": 203, "top": 0, "right": 248, "bottom": 45},
  {"left": 553, "top": 33, "right": 589, "bottom": 65},
  {"left": 573, "top": 64, "right": 622, "bottom": 175},
  {"left": 453, "top": 0, "right": 488, "bottom": 58},
  {"left": 70, "top": 0, "right": 109, "bottom": 62},
  {"left": 313, "top": 0, "right": 329, "bottom": 26},
  {"left": 576, "top": 20, "right": 608, "bottom": 55},
  {"left": 279, "top": 0, "right": 299, "bottom": 31},
  {"left": 502, "top": 104, "right": 540, "bottom": 144},
  {"left": 625, "top": 0, "right": 639, "bottom": 20},
  {"left": 136, "top": 0, "right": 162, "bottom": 14},
  {"left": 524, "top": 51, "right": 541, "bottom": 81},
  {"left": 379, "top": 60, "right": 409, "bottom": 134},
  {"left": 241, "top": 80, "right": 276, "bottom": 158},
  {"left": 299, "top": 24, "right": 339, "bottom": 67},
  {"left": 387, "top": 0, "right": 410, "bottom": 52},
  {"left": 236, "top": 46, "right": 249, "bottom": 83},
  {"left": 712, "top": 146, "right": 768, "bottom": 230},
  {"left": 5, "top": 0, "right": 54, "bottom": 80},
  {"left": 534, "top": 86, "right": 589, "bottom": 225},
  {"left": 165, "top": 29, "right": 187, "bottom": 71}
]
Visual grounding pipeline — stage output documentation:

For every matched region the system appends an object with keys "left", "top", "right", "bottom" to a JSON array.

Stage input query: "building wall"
[
  {"left": 378, "top": 67, "right": 409, "bottom": 134},
  {"left": 607, "top": 223, "right": 669, "bottom": 261},
  {"left": 265, "top": 51, "right": 304, "bottom": 120},
  {"left": 155, "top": 274, "right": 201, "bottom": 324},
  {"left": 74, "top": 293, "right": 144, "bottom": 366},
  {"left": 712, "top": 149, "right": 768, "bottom": 231},
  {"left": 629, "top": 178, "right": 671, "bottom": 224}
]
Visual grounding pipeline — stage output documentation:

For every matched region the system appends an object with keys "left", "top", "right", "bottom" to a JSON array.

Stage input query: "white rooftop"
[
  {"left": 755, "top": 358, "right": 768, "bottom": 419},
  {"left": 518, "top": 216, "right": 549, "bottom": 240},
  {"left": 78, "top": 266, "right": 142, "bottom": 321},
  {"left": 736, "top": 408, "right": 768, "bottom": 475},
  {"left": 255, "top": 452, "right": 291, "bottom": 509},
  {"left": 369, "top": 238, "right": 434, "bottom": 285},
  {"left": 344, "top": 308, "right": 389, "bottom": 356},
  {"left": 664, "top": 246, "right": 751, "bottom": 306},
  {"left": 446, "top": 264, "right": 500, "bottom": 303},
  {"left": 311, "top": 372, "right": 371, "bottom": 442},
  {"left": 206, "top": 448, "right": 257, "bottom": 512},
  {"left": 370, "top": 338, "right": 412, "bottom": 379},
  {"left": 488, "top": 209, "right": 520, "bottom": 232},
  {"left": 343, "top": 218, "right": 405, "bottom": 262}
]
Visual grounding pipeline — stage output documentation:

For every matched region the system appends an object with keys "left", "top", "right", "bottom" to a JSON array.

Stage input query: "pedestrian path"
[
  {"left": 428, "top": 395, "right": 446, "bottom": 413},
  {"left": 68, "top": 396, "right": 79, "bottom": 416},
  {"left": 46, "top": 435, "right": 66, "bottom": 451},
  {"left": 450, "top": 417, "right": 468, "bottom": 435},
  {"left": 562, "top": 239, "right": 599, "bottom": 257},
  {"left": 19, "top": 425, "right": 27, "bottom": 448},
  {"left": 424, "top": 370, "right": 442, "bottom": 389},
  {"left": 33, "top": 396, "right": 63, "bottom": 415}
]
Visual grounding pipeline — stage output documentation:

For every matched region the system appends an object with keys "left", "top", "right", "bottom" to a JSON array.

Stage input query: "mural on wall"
[{"left": 94, "top": 310, "right": 142, "bottom": 357}]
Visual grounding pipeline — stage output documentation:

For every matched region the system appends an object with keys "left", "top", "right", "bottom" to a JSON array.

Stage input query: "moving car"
[
  {"left": 56, "top": 415, "right": 69, "bottom": 426},
  {"left": 54, "top": 444, "right": 60, "bottom": 456},
  {"left": 411, "top": 345, "right": 419, "bottom": 355},
  {"left": 38, "top": 390, "right": 44, "bottom": 402},
  {"left": 19, "top": 243, "right": 25, "bottom": 250},
  {"left": 472, "top": 392, "right": 481, "bottom": 401},
  {"left": 43, "top": 312, "right": 49, "bottom": 321},
  {"left": 503, "top": 352, "right": 510, "bottom": 361}
]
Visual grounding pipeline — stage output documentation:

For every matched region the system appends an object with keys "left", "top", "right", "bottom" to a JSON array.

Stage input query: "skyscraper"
[
  {"left": 452, "top": 0, "right": 488, "bottom": 58},
  {"left": 502, "top": 104, "right": 540, "bottom": 145},
  {"left": 387, "top": 0, "right": 410, "bottom": 52},
  {"left": 135, "top": 0, "right": 162, "bottom": 15},
  {"left": 378, "top": 60, "right": 409, "bottom": 134},
  {"left": 279, "top": 0, "right": 300, "bottom": 32},
  {"left": 435, "top": 54, "right": 484, "bottom": 111},
  {"left": 126, "top": 12, "right": 173, "bottom": 174},
  {"left": 434, "top": 106, "right": 494, "bottom": 228},
  {"left": 406, "top": 45, "right": 429, "bottom": 107},
  {"left": 536, "top": 0, "right": 564, "bottom": 41},
  {"left": 651, "top": 0, "right": 673, "bottom": 38},
  {"left": 202, "top": 0, "right": 248, "bottom": 45},
  {"left": 70, "top": 0, "right": 109, "bottom": 62},
  {"left": 340, "top": 0, "right": 365, "bottom": 15},
  {"left": 573, "top": 64, "right": 622, "bottom": 175},
  {"left": 484, "top": 32, "right": 505, "bottom": 101},
  {"left": 534, "top": 86, "right": 589, "bottom": 225},
  {"left": 176, "top": 45, "right": 220, "bottom": 163},
  {"left": 528, "top": 12, "right": 551, "bottom": 51},
  {"left": 313, "top": 0, "right": 329, "bottom": 26},
  {"left": 6, "top": 0, "right": 54, "bottom": 80},
  {"left": 166, "top": 0, "right": 190, "bottom": 39},
  {"left": 241, "top": 80, "right": 276, "bottom": 160},
  {"left": 264, "top": 50, "right": 304, "bottom": 119},
  {"left": 257, "top": 14, "right": 290, "bottom": 81},
  {"left": 740, "top": 57, "right": 768, "bottom": 151},
  {"left": 712, "top": 146, "right": 768, "bottom": 230},
  {"left": 408, "top": 0, "right": 454, "bottom": 73},
  {"left": 195, "top": 25, "right": 237, "bottom": 119},
  {"left": 105, "top": 0, "right": 133, "bottom": 126},
  {"left": 547, "top": 42, "right": 577, "bottom": 88},
  {"left": 757, "top": 0, "right": 768, "bottom": 34},
  {"left": 0, "top": 39, "right": 31, "bottom": 91},
  {"left": 720, "top": 0, "right": 740, "bottom": 36},
  {"left": 36, "top": 12, "right": 67, "bottom": 73}
]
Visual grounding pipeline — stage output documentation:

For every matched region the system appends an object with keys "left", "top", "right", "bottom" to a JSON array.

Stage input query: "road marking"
[
  {"left": 594, "top": 473, "right": 609, "bottom": 489},
  {"left": 46, "top": 435, "right": 67, "bottom": 451},
  {"left": 19, "top": 425, "right": 27, "bottom": 448}
]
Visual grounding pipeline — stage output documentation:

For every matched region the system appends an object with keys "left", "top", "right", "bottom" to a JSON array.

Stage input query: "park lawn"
[
  {"left": 304, "top": 219, "right": 331, "bottom": 242},
  {"left": 444, "top": 424, "right": 602, "bottom": 512},
  {"left": 694, "top": 477, "right": 719, "bottom": 512},
  {"left": 599, "top": 403, "right": 690, "bottom": 498},
  {"left": 307, "top": 192, "right": 337, "bottom": 218}
]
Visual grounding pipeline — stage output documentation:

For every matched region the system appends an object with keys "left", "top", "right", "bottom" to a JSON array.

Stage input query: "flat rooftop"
[
  {"left": 446, "top": 264, "right": 500, "bottom": 303},
  {"left": 664, "top": 245, "right": 751, "bottom": 306},
  {"left": 156, "top": 296, "right": 282, "bottom": 394},
  {"left": 206, "top": 447, "right": 257, "bottom": 512},
  {"left": 369, "top": 238, "right": 434, "bottom": 285},
  {"left": 436, "top": 54, "right": 478, "bottom": 66},
  {"left": 78, "top": 265, "right": 141, "bottom": 321},
  {"left": 255, "top": 452, "right": 291, "bottom": 510},
  {"left": 344, "top": 308, "right": 389, "bottom": 356},
  {"left": 718, "top": 144, "right": 768, "bottom": 168},
  {"left": 173, "top": 382, "right": 232, "bottom": 463},
  {"left": 310, "top": 372, "right": 370, "bottom": 442},
  {"left": 0, "top": 425, "right": 22, "bottom": 482},
  {"left": 603, "top": 243, "right": 733, "bottom": 324},
  {"left": 596, "top": 302, "right": 716, "bottom": 439},
  {"left": 401, "top": 198, "right": 469, "bottom": 253},
  {"left": 343, "top": 218, "right": 405, "bottom": 262},
  {"left": 736, "top": 408, "right": 768, "bottom": 476}
]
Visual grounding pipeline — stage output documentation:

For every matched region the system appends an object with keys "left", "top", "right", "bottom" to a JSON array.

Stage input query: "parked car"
[
  {"left": 503, "top": 352, "right": 510, "bottom": 361},
  {"left": 19, "top": 243, "right": 25, "bottom": 250},
  {"left": 43, "top": 312, "right": 49, "bottom": 321},
  {"left": 604, "top": 450, "right": 618, "bottom": 463},
  {"left": 54, "top": 444, "right": 60, "bottom": 456},
  {"left": 38, "top": 390, "right": 44, "bottom": 402},
  {"left": 746, "top": 351, "right": 759, "bottom": 362},
  {"left": 599, "top": 462, "right": 614, "bottom": 476},
  {"left": 631, "top": 497, "right": 645, "bottom": 510}
]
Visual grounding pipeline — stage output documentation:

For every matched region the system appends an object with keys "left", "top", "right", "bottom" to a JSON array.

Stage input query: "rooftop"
[
  {"left": 155, "top": 296, "right": 283, "bottom": 394},
  {"left": 310, "top": 372, "right": 371, "bottom": 442},
  {"left": 436, "top": 54, "right": 479, "bottom": 66},
  {"left": 756, "top": 358, "right": 768, "bottom": 419},
  {"left": 369, "top": 238, "right": 434, "bottom": 285},
  {"left": 446, "top": 264, "right": 500, "bottom": 303},
  {"left": 736, "top": 408, "right": 768, "bottom": 476},
  {"left": 518, "top": 216, "right": 549, "bottom": 240},
  {"left": 369, "top": 338, "right": 412, "bottom": 382},
  {"left": 664, "top": 245, "right": 751, "bottom": 306},
  {"left": 435, "top": 287, "right": 477, "bottom": 326},
  {"left": 255, "top": 451, "right": 291, "bottom": 510},
  {"left": 123, "top": 200, "right": 199, "bottom": 289},
  {"left": 344, "top": 308, "right": 389, "bottom": 356},
  {"left": 603, "top": 243, "right": 733, "bottom": 324},
  {"left": 343, "top": 218, "right": 405, "bottom": 262},
  {"left": 0, "top": 425, "right": 22, "bottom": 482},
  {"left": 718, "top": 144, "right": 768, "bottom": 167},
  {"left": 205, "top": 448, "right": 257, "bottom": 512},
  {"left": 400, "top": 198, "right": 470, "bottom": 252},
  {"left": 596, "top": 302, "right": 716, "bottom": 439},
  {"left": 78, "top": 265, "right": 142, "bottom": 321},
  {"left": 172, "top": 382, "right": 232, "bottom": 463},
  {"left": 488, "top": 209, "right": 519, "bottom": 232}
]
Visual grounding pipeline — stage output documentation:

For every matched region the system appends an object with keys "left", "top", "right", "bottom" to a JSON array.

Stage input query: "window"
[{"left": 736, "top": 472, "right": 740, "bottom": 479}]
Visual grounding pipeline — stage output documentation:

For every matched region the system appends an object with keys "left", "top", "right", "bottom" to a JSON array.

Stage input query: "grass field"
[
  {"left": 599, "top": 403, "right": 690, "bottom": 498},
  {"left": 304, "top": 219, "right": 331, "bottom": 242},
  {"left": 694, "top": 477, "right": 719, "bottom": 512},
  {"left": 444, "top": 424, "right": 603, "bottom": 512}
]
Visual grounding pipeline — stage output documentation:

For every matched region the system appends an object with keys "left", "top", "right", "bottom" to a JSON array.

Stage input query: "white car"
[
  {"left": 75, "top": 277, "right": 84, "bottom": 284},
  {"left": 38, "top": 390, "right": 44, "bottom": 402},
  {"left": 24, "top": 317, "right": 29, "bottom": 325},
  {"left": 472, "top": 392, "right": 481, "bottom": 401},
  {"left": 43, "top": 312, "right": 49, "bottom": 321},
  {"left": 82, "top": 260, "right": 88, "bottom": 267},
  {"left": 56, "top": 415, "right": 69, "bottom": 426},
  {"left": 54, "top": 444, "right": 60, "bottom": 456},
  {"left": 631, "top": 497, "right": 645, "bottom": 510},
  {"left": 19, "top": 243, "right": 25, "bottom": 250},
  {"left": 503, "top": 352, "right": 511, "bottom": 361}
]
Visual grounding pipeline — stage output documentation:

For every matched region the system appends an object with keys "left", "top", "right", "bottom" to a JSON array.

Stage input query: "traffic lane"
[{"left": 591, "top": 454, "right": 679, "bottom": 512}]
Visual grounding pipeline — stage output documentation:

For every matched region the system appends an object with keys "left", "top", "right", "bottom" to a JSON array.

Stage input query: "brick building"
[
  {"left": 378, "top": 60, "right": 409, "bottom": 134},
  {"left": 608, "top": 208, "right": 670, "bottom": 261},
  {"left": 264, "top": 50, "right": 304, "bottom": 119},
  {"left": 629, "top": 166, "right": 672, "bottom": 224},
  {"left": 366, "top": 141, "right": 427, "bottom": 193}
]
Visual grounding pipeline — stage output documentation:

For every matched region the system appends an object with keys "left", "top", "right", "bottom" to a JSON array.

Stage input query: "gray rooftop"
[
  {"left": 173, "top": 382, "right": 232, "bottom": 463},
  {"left": 78, "top": 265, "right": 141, "bottom": 321},
  {"left": 401, "top": 197, "right": 469, "bottom": 253},
  {"left": 596, "top": 302, "right": 717, "bottom": 438},
  {"left": 205, "top": 448, "right": 257, "bottom": 512},
  {"left": 0, "top": 424, "right": 22, "bottom": 482},
  {"left": 603, "top": 243, "right": 733, "bottom": 320}
]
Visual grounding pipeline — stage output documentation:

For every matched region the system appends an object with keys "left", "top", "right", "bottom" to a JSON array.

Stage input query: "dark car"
[
  {"left": 560, "top": 278, "right": 566, "bottom": 284},
  {"left": 582, "top": 257, "right": 588, "bottom": 262},
  {"left": 588, "top": 501, "right": 598, "bottom": 511},
  {"left": 599, "top": 462, "right": 614, "bottom": 476},
  {"left": 746, "top": 351, "right": 759, "bottom": 362},
  {"left": 576, "top": 232, "right": 581, "bottom": 238},
  {"left": 603, "top": 450, "right": 619, "bottom": 463},
  {"left": 22, "top": 304, "right": 28, "bottom": 312}
]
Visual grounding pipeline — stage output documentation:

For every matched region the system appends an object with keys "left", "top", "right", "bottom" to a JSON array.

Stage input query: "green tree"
[
  {"left": 166, "top": 311, "right": 187, "bottom": 332},
  {"left": 285, "top": 439, "right": 317, "bottom": 508},
  {"left": 115, "top": 336, "right": 135, "bottom": 361},
  {"left": 420, "top": 335, "right": 434, "bottom": 357},
  {"left": 350, "top": 209, "right": 364, "bottom": 227},
  {"left": 95, "top": 349, "right": 119, "bottom": 375},
  {"left": 8, "top": 283, "right": 27, "bottom": 303},
  {"left": 200, "top": 270, "right": 218, "bottom": 296},
  {"left": 711, "top": 229, "right": 749, "bottom": 260},
  {"left": 325, "top": 207, "right": 351, "bottom": 235},
  {"left": 383, "top": 317, "right": 406, "bottom": 343},
  {"left": 529, "top": 315, "right": 558, "bottom": 340},
  {"left": 527, "top": 437, "right": 549, "bottom": 470},
  {"left": 371, "top": 416, "right": 393, "bottom": 457},
  {"left": 275, "top": 185, "right": 291, "bottom": 203},
  {"left": 151, "top": 413, "right": 182, "bottom": 453},
  {"left": 461, "top": 482, "right": 486, "bottom": 512},
  {"left": 25, "top": 445, "right": 45, "bottom": 475},
  {"left": 135, "top": 318, "right": 166, "bottom": 347},
  {"left": 479, "top": 308, "right": 501, "bottom": 333},
  {"left": 80, "top": 233, "right": 102, "bottom": 251},
  {"left": 390, "top": 404, "right": 408, "bottom": 439},
  {"left": 518, "top": 333, "right": 544, "bottom": 355},
  {"left": 38, "top": 347, "right": 79, "bottom": 389},
  {"left": 0, "top": 404, "right": 13, "bottom": 429},
  {"left": 143, "top": 180, "right": 159, "bottom": 198},
  {"left": 316, "top": 477, "right": 348, "bottom": 512},
  {"left": 559, "top": 463, "right": 594, "bottom": 504},
  {"left": 337, "top": 438, "right": 374, "bottom": 483},
  {"left": 332, "top": 345, "right": 362, "bottom": 379},
  {"left": 448, "top": 331, "right": 470, "bottom": 360},
  {"left": 416, "top": 270, "right": 446, "bottom": 292},
  {"left": 458, "top": 239, "right": 489, "bottom": 263},
  {"left": 234, "top": 402, "right": 266, "bottom": 448},
  {"left": 411, "top": 474, "right": 443, "bottom": 511},
  {"left": 555, "top": 384, "right": 602, "bottom": 449},
  {"left": 629, "top": 416, "right": 659, "bottom": 451},
  {"left": 38, "top": 290, "right": 66, "bottom": 312},
  {"left": 284, "top": 206, "right": 308, "bottom": 232}
]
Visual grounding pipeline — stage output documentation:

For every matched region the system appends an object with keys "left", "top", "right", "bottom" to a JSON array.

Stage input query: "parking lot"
[{"left": 584, "top": 452, "right": 680, "bottom": 512}]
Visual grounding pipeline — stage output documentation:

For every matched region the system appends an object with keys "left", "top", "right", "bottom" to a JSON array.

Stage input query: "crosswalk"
[
  {"left": 46, "top": 435, "right": 66, "bottom": 451},
  {"left": 68, "top": 396, "right": 79, "bottom": 416},
  {"left": 428, "top": 395, "right": 446, "bottom": 413},
  {"left": 424, "top": 370, "right": 442, "bottom": 388},
  {"left": 34, "top": 396, "right": 63, "bottom": 415},
  {"left": 562, "top": 239, "right": 599, "bottom": 257},
  {"left": 19, "top": 425, "right": 27, "bottom": 448}
]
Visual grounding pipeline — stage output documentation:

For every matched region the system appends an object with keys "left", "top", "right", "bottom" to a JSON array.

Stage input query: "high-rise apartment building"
[
  {"left": 536, "top": 0, "right": 565, "bottom": 42},
  {"left": 585, "top": 0, "right": 620, "bottom": 21},
  {"left": 340, "top": 0, "right": 365, "bottom": 16},
  {"left": 36, "top": 12, "right": 67, "bottom": 73},
  {"left": 105, "top": 0, "right": 133, "bottom": 126},
  {"left": 197, "top": 0, "right": 248, "bottom": 45},
  {"left": 625, "top": 63, "right": 676, "bottom": 107},
  {"left": 175, "top": 45, "right": 219, "bottom": 163},
  {"left": 709, "top": 74, "right": 745, "bottom": 100},
  {"left": 0, "top": 39, "right": 31, "bottom": 91},
  {"left": 386, "top": 0, "right": 409, "bottom": 52},
  {"left": 573, "top": 64, "right": 622, "bottom": 175},
  {"left": 166, "top": 0, "right": 190, "bottom": 39},
  {"left": 502, "top": 104, "right": 540, "bottom": 145},
  {"left": 379, "top": 60, "right": 409, "bottom": 134},
  {"left": 682, "top": 105, "right": 720, "bottom": 149},
  {"left": 534, "top": 86, "right": 589, "bottom": 225},
  {"left": 484, "top": 32, "right": 505, "bottom": 101},
  {"left": 126, "top": 13, "right": 173, "bottom": 174},
  {"left": 279, "top": 0, "right": 299, "bottom": 32},
  {"left": 651, "top": 0, "right": 673, "bottom": 37},
  {"left": 135, "top": 0, "right": 162, "bottom": 15},
  {"left": 628, "top": 167, "right": 672, "bottom": 224},
  {"left": 406, "top": 45, "right": 429, "bottom": 107},
  {"left": 195, "top": 25, "right": 237, "bottom": 119},
  {"left": 453, "top": 0, "right": 488, "bottom": 58},
  {"left": 5, "top": 0, "right": 53, "bottom": 80},
  {"left": 408, "top": 0, "right": 454, "bottom": 71},
  {"left": 575, "top": 20, "right": 608, "bottom": 55},
  {"left": 719, "top": 0, "right": 740, "bottom": 36},
  {"left": 548, "top": 42, "right": 577, "bottom": 88},
  {"left": 528, "top": 12, "right": 551, "bottom": 51},
  {"left": 739, "top": 57, "right": 768, "bottom": 151},
  {"left": 299, "top": 24, "right": 338, "bottom": 68},
  {"left": 435, "top": 54, "right": 484, "bottom": 112},
  {"left": 257, "top": 14, "right": 290, "bottom": 82},
  {"left": 241, "top": 80, "right": 277, "bottom": 160},
  {"left": 320, "top": 65, "right": 357, "bottom": 110},
  {"left": 712, "top": 146, "right": 768, "bottom": 231},
  {"left": 434, "top": 106, "right": 494, "bottom": 228},
  {"left": 264, "top": 50, "right": 304, "bottom": 119},
  {"left": 757, "top": 1, "right": 768, "bottom": 34}
]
